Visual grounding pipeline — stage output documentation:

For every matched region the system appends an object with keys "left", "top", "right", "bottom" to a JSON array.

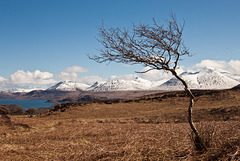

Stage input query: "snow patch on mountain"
[
  {"left": 216, "top": 68, "right": 240, "bottom": 82},
  {"left": 158, "top": 68, "right": 240, "bottom": 90},
  {"left": 197, "top": 68, "right": 239, "bottom": 89},
  {"left": 46, "top": 80, "right": 90, "bottom": 91},
  {"left": 89, "top": 77, "right": 154, "bottom": 91}
]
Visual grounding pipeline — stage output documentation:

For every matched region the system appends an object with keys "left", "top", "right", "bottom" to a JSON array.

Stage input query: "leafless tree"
[{"left": 90, "top": 13, "right": 205, "bottom": 151}]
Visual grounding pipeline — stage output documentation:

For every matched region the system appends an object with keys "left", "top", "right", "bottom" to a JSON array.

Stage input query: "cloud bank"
[{"left": 9, "top": 70, "right": 56, "bottom": 84}]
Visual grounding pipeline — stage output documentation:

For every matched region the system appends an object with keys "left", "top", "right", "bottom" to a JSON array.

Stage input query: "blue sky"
[{"left": 0, "top": 0, "right": 240, "bottom": 90}]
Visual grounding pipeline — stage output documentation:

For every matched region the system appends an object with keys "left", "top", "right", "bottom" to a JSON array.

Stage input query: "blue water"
[{"left": 0, "top": 99, "right": 55, "bottom": 110}]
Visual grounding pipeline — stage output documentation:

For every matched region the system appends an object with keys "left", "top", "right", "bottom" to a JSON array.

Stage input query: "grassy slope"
[{"left": 0, "top": 88, "right": 240, "bottom": 160}]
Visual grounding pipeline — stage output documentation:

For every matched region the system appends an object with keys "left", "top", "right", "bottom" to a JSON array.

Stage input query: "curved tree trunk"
[
  {"left": 185, "top": 88, "right": 200, "bottom": 138},
  {"left": 170, "top": 70, "right": 200, "bottom": 139}
]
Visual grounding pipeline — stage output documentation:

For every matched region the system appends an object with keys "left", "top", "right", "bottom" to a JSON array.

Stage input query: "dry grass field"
[{"left": 1, "top": 88, "right": 240, "bottom": 160}]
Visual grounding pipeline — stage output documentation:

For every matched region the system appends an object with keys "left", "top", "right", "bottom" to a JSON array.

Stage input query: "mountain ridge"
[{"left": 2, "top": 68, "right": 240, "bottom": 95}]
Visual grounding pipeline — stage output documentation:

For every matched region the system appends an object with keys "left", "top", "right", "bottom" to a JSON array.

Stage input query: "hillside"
[
  {"left": 48, "top": 87, "right": 240, "bottom": 123},
  {"left": 0, "top": 90, "right": 163, "bottom": 100},
  {"left": 1, "top": 87, "right": 240, "bottom": 160}
]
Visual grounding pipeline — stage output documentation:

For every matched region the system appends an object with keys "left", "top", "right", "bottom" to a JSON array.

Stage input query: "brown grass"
[{"left": 0, "top": 88, "right": 240, "bottom": 160}]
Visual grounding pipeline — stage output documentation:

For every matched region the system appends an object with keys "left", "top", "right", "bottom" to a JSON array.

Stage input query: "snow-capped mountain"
[
  {"left": 88, "top": 77, "right": 154, "bottom": 91},
  {"left": 46, "top": 80, "right": 90, "bottom": 91},
  {"left": 11, "top": 68, "right": 239, "bottom": 93},
  {"left": 157, "top": 68, "right": 240, "bottom": 90},
  {"left": 88, "top": 68, "right": 240, "bottom": 91}
]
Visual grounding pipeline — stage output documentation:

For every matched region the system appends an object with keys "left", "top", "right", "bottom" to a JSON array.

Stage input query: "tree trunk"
[
  {"left": 170, "top": 69, "right": 200, "bottom": 138},
  {"left": 185, "top": 88, "right": 200, "bottom": 138},
  {"left": 170, "top": 69, "right": 207, "bottom": 151}
]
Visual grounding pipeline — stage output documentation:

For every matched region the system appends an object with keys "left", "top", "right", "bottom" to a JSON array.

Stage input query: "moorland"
[{"left": 0, "top": 86, "right": 240, "bottom": 160}]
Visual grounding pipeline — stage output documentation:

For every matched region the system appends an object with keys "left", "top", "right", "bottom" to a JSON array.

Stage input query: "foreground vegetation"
[{"left": 1, "top": 88, "right": 240, "bottom": 160}]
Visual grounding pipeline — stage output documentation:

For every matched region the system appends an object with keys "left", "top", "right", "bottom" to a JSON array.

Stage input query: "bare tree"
[{"left": 90, "top": 13, "right": 205, "bottom": 151}]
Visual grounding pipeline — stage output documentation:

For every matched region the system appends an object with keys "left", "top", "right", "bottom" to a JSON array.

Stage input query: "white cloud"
[
  {"left": 57, "top": 66, "right": 106, "bottom": 85},
  {"left": 63, "top": 66, "right": 88, "bottom": 73},
  {"left": 0, "top": 76, "right": 7, "bottom": 82},
  {"left": 9, "top": 70, "right": 56, "bottom": 84},
  {"left": 57, "top": 66, "right": 89, "bottom": 81},
  {"left": 0, "top": 76, "right": 8, "bottom": 91},
  {"left": 57, "top": 72, "right": 79, "bottom": 81},
  {"left": 195, "top": 59, "right": 240, "bottom": 74}
]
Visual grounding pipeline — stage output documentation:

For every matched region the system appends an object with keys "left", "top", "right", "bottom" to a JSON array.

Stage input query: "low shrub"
[
  {"left": 7, "top": 105, "right": 25, "bottom": 115},
  {"left": 26, "top": 107, "right": 37, "bottom": 115},
  {"left": 0, "top": 106, "right": 10, "bottom": 115}
]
